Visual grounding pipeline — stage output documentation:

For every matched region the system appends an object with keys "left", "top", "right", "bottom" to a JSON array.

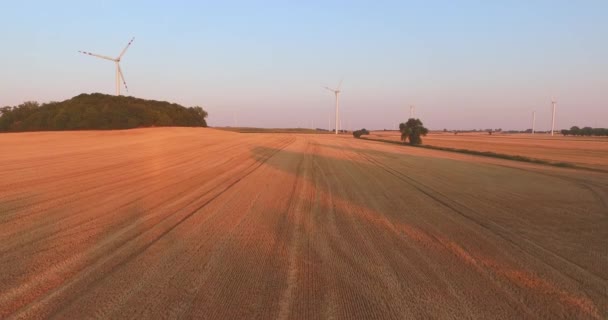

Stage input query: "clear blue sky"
[{"left": 1, "top": 1, "right": 606, "bottom": 130}]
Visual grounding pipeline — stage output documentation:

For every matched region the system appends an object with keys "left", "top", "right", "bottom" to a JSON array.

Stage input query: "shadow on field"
[{"left": 245, "top": 143, "right": 605, "bottom": 319}]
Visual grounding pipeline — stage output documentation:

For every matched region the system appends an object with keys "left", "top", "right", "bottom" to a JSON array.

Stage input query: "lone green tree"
[
  {"left": 352, "top": 128, "right": 370, "bottom": 138},
  {"left": 399, "top": 118, "right": 429, "bottom": 145}
]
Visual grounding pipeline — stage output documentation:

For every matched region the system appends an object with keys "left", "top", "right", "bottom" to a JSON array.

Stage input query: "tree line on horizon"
[
  {"left": 0, "top": 93, "right": 208, "bottom": 132},
  {"left": 560, "top": 126, "right": 608, "bottom": 137}
]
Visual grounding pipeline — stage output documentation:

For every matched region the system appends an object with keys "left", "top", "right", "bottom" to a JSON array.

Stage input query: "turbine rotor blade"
[
  {"left": 117, "top": 64, "right": 129, "bottom": 92},
  {"left": 79, "top": 51, "right": 116, "bottom": 61},
  {"left": 323, "top": 86, "right": 336, "bottom": 92},
  {"left": 337, "top": 78, "right": 343, "bottom": 90},
  {"left": 118, "top": 37, "right": 135, "bottom": 60}
]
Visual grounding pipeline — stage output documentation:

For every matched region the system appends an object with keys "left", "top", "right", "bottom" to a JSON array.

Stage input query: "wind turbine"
[
  {"left": 410, "top": 105, "right": 415, "bottom": 119},
  {"left": 79, "top": 37, "right": 134, "bottom": 96},
  {"left": 551, "top": 98, "right": 557, "bottom": 136},
  {"left": 532, "top": 111, "right": 536, "bottom": 134},
  {"left": 324, "top": 80, "right": 343, "bottom": 134}
]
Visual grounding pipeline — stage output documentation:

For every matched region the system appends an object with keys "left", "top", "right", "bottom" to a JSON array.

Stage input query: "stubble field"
[{"left": 0, "top": 128, "right": 606, "bottom": 319}]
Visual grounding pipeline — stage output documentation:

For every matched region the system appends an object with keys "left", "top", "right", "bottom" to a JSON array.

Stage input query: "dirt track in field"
[
  {"left": 369, "top": 131, "right": 608, "bottom": 171},
  {"left": 1, "top": 128, "right": 606, "bottom": 319}
]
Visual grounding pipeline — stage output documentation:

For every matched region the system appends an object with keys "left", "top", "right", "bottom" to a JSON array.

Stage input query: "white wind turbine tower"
[
  {"left": 324, "top": 80, "right": 343, "bottom": 134},
  {"left": 79, "top": 37, "right": 135, "bottom": 96},
  {"left": 532, "top": 111, "right": 536, "bottom": 134},
  {"left": 551, "top": 98, "right": 557, "bottom": 136},
  {"left": 410, "top": 105, "right": 415, "bottom": 119}
]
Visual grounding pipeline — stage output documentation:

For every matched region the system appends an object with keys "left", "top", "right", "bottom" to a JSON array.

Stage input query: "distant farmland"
[
  {"left": 0, "top": 128, "right": 606, "bottom": 319},
  {"left": 368, "top": 131, "right": 608, "bottom": 171},
  {"left": 215, "top": 127, "right": 331, "bottom": 134}
]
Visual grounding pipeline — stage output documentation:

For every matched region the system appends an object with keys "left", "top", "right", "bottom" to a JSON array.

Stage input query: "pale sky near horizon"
[{"left": 1, "top": 1, "right": 606, "bottom": 130}]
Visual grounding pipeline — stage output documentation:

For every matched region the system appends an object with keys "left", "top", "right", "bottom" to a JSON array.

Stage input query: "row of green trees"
[
  {"left": 352, "top": 118, "right": 429, "bottom": 144},
  {"left": 0, "top": 93, "right": 207, "bottom": 132},
  {"left": 355, "top": 120, "right": 606, "bottom": 144},
  {"left": 560, "top": 126, "right": 608, "bottom": 136}
]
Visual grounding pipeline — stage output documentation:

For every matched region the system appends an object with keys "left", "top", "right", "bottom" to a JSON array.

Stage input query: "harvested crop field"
[
  {"left": 368, "top": 131, "right": 608, "bottom": 171},
  {"left": 1, "top": 127, "right": 606, "bottom": 319}
]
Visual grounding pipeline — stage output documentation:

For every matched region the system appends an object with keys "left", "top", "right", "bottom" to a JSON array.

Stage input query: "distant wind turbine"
[
  {"left": 79, "top": 37, "right": 135, "bottom": 96},
  {"left": 324, "top": 80, "right": 343, "bottom": 135},
  {"left": 532, "top": 111, "right": 536, "bottom": 134},
  {"left": 551, "top": 98, "right": 557, "bottom": 136},
  {"left": 410, "top": 105, "right": 415, "bottom": 119}
]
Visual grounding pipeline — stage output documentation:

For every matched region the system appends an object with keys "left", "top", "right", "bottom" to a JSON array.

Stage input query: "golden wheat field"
[
  {"left": 0, "top": 128, "right": 606, "bottom": 319},
  {"left": 368, "top": 131, "right": 608, "bottom": 171}
]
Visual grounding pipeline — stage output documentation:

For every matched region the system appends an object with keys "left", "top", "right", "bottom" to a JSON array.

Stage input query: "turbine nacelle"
[{"left": 323, "top": 86, "right": 339, "bottom": 94}]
